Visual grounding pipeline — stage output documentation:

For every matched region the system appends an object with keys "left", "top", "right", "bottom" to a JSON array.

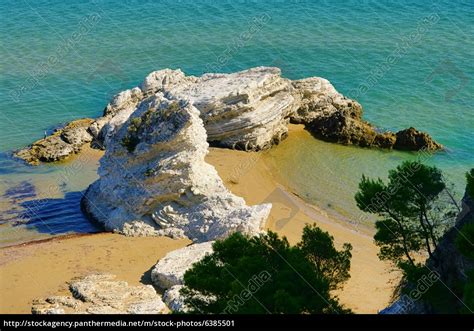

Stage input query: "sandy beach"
[{"left": 0, "top": 125, "right": 398, "bottom": 314}]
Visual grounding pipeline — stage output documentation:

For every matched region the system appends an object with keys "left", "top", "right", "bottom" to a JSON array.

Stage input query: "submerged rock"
[
  {"left": 32, "top": 274, "right": 168, "bottom": 314},
  {"left": 81, "top": 96, "right": 271, "bottom": 241},
  {"left": 15, "top": 118, "right": 94, "bottom": 165}
]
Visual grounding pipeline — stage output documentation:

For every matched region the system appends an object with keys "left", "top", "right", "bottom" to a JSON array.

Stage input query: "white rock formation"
[
  {"left": 151, "top": 242, "right": 214, "bottom": 289},
  {"left": 90, "top": 69, "right": 190, "bottom": 148},
  {"left": 290, "top": 77, "right": 362, "bottom": 124},
  {"left": 17, "top": 67, "right": 441, "bottom": 165},
  {"left": 162, "top": 285, "right": 189, "bottom": 313},
  {"left": 82, "top": 97, "right": 271, "bottom": 241},
  {"left": 166, "top": 67, "right": 296, "bottom": 151},
  {"left": 91, "top": 67, "right": 296, "bottom": 152},
  {"left": 31, "top": 274, "right": 168, "bottom": 314}
]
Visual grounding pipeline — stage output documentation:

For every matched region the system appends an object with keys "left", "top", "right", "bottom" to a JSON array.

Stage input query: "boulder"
[
  {"left": 291, "top": 77, "right": 441, "bottom": 151},
  {"left": 394, "top": 127, "right": 443, "bottom": 151},
  {"left": 32, "top": 274, "right": 168, "bottom": 314},
  {"left": 14, "top": 118, "right": 94, "bottom": 165},
  {"left": 162, "top": 285, "right": 189, "bottom": 313},
  {"left": 81, "top": 96, "right": 271, "bottom": 241},
  {"left": 151, "top": 242, "right": 214, "bottom": 289}
]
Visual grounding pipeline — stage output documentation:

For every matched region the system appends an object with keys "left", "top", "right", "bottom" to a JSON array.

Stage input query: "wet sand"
[{"left": 0, "top": 125, "right": 399, "bottom": 314}]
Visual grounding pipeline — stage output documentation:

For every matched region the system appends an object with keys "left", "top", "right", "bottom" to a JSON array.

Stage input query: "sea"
[{"left": 0, "top": 0, "right": 472, "bottom": 246}]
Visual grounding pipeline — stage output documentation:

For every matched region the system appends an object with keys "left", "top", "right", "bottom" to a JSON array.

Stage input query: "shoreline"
[{"left": 0, "top": 125, "right": 398, "bottom": 313}]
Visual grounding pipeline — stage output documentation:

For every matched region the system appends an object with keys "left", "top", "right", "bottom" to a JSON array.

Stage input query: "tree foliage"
[
  {"left": 355, "top": 161, "right": 457, "bottom": 270},
  {"left": 467, "top": 169, "right": 474, "bottom": 200},
  {"left": 181, "top": 225, "right": 352, "bottom": 314},
  {"left": 297, "top": 224, "right": 352, "bottom": 290}
]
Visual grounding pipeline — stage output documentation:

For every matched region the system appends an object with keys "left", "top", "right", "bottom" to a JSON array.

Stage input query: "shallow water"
[{"left": 0, "top": 0, "right": 472, "bottom": 244}]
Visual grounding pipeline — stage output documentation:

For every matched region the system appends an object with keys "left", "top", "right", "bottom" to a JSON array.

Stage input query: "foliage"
[
  {"left": 297, "top": 224, "right": 352, "bottom": 290},
  {"left": 181, "top": 226, "right": 352, "bottom": 314},
  {"left": 467, "top": 169, "right": 474, "bottom": 200},
  {"left": 120, "top": 102, "right": 180, "bottom": 153},
  {"left": 462, "top": 271, "right": 474, "bottom": 314},
  {"left": 355, "top": 161, "right": 457, "bottom": 269},
  {"left": 121, "top": 117, "right": 142, "bottom": 152}
]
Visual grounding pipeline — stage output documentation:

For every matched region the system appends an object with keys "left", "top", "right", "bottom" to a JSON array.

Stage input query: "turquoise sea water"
[{"left": 0, "top": 0, "right": 472, "bottom": 244}]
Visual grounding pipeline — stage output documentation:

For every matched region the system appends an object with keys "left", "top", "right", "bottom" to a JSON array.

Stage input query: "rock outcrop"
[
  {"left": 162, "top": 285, "right": 189, "bottom": 313},
  {"left": 14, "top": 118, "right": 94, "bottom": 165},
  {"left": 92, "top": 67, "right": 295, "bottom": 152},
  {"left": 166, "top": 67, "right": 296, "bottom": 151},
  {"left": 31, "top": 274, "right": 168, "bottom": 314},
  {"left": 151, "top": 242, "right": 215, "bottom": 313},
  {"left": 15, "top": 67, "right": 442, "bottom": 165},
  {"left": 81, "top": 96, "right": 271, "bottom": 241},
  {"left": 290, "top": 77, "right": 441, "bottom": 151},
  {"left": 394, "top": 127, "right": 443, "bottom": 151},
  {"left": 380, "top": 190, "right": 474, "bottom": 314},
  {"left": 151, "top": 242, "right": 213, "bottom": 289}
]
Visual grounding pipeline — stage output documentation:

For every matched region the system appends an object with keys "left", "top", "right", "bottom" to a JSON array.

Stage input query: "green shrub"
[{"left": 181, "top": 225, "right": 352, "bottom": 314}]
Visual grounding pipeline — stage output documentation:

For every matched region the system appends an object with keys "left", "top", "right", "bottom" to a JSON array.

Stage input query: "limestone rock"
[
  {"left": 162, "top": 285, "right": 214, "bottom": 313},
  {"left": 91, "top": 69, "right": 190, "bottom": 148},
  {"left": 81, "top": 97, "right": 271, "bottom": 241},
  {"left": 291, "top": 77, "right": 441, "bottom": 151},
  {"left": 32, "top": 274, "right": 168, "bottom": 314},
  {"left": 394, "top": 127, "right": 443, "bottom": 151},
  {"left": 290, "top": 77, "right": 362, "bottom": 124},
  {"left": 15, "top": 118, "right": 94, "bottom": 165},
  {"left": 167, "top": 67, "right": 296, "bottom": 151},
  {"left": 151, "top": 242, "right": 213, "bottom": 289},
  {"left": 16, "top": 67, "right": 443, "bottom": 165},
  {"left": 162, "top": 285, "right": 189, "bottom": 313},
  {"left": 93, "top": 67, "right": 295, "bottom": 152}
]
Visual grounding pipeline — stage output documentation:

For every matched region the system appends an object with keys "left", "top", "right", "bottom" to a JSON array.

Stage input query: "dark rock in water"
[
  {"left": 0, "top": 181, "right": 37, "bottom": 225},
  {"left": 290, "top": 77, "right": 441, "bottom": 152},
  {"left": 14, "top": 67, "right": 443, "bottom": 165},
  {"left": 394, "top": 127, "right": 443, "bottom": 151},
  {"left": 306, "top": 109, "right": 378, "bottom": 147},
  {"left": 14, "top": 118, "right": 94, "bottom": 165}
]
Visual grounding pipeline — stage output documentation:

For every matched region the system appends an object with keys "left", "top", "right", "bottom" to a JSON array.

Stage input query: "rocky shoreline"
[
  {"left": 15, "top": 67, "right": 444, "bottom": 315},
  {"left": 14, "top": 67, "right": 442, "bottom": 165}
]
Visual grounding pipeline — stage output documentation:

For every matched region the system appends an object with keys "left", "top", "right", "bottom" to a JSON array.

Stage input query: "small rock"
[
  {"left": 151, "top": 242, "right": 213, "bottom": 289},
  {"left": 32, "top": 274, "right": 168, "bottom": 315}
]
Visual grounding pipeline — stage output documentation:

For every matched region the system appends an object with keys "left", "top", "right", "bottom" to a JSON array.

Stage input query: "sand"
[
  {"left": 0, "top": 234, "right": 190, "bottom": 314},
  {"left": 0, "top": 125, "right": 399, "bottom": 314}
]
